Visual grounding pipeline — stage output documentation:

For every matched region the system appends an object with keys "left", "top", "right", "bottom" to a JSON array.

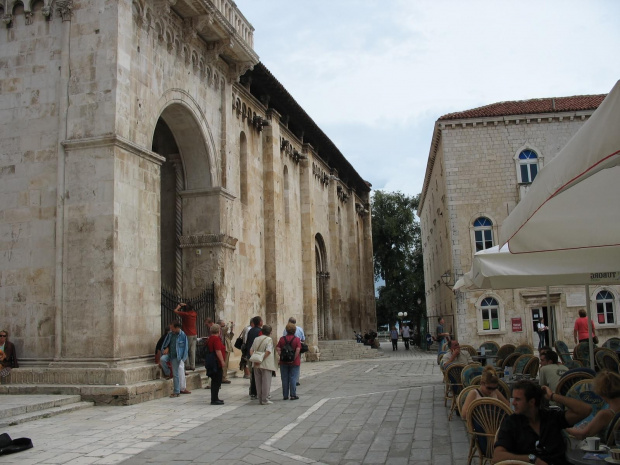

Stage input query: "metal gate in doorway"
[{"left": 161, "top": 283, "right": 215, "bottom": 338}]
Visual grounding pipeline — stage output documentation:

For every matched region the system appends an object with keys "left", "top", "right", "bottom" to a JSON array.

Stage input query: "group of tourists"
[{"left": 155, "top": 307, "right": 306, "bottom": 406}]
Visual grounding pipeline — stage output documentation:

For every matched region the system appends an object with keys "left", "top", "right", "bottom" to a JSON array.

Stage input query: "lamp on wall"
[{"left": 441, "top": 271, "right": 461, "bottom": 289}]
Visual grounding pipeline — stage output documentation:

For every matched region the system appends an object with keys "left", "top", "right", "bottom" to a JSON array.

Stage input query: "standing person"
[
  {"left": 250, "top": 324, "right": 276, "bottom": 405},
  {"left": 492, "top": 381, "right": 591, "bottom": 465},
  {"left": 245, "top": 316, "right": 263, "bottom": 399},
  {"left": 218, "top": 319, "right": 234, "bottom": 384},
  {"left": 574, "top": 309, "right": 597, "bottom": 344},
  {"left": 203, "top": 318, "right": 215, "bottom": 389},
  {"left": 173, "top": 302, "right": 197, "bottom": 370},
  {"left": 282, "top": 317, "right": 305, "bottom": 386},
  {"left": 436, "top": 317, "right": 450, "bottom": 353},
  {"left": 390, "top": 326, "right": 399, "bottom": 351},
  {"left": 159, "top": 322, "right": 188, "bottom": 398},
  {"left": 0, "top": 329, "right": 18, "bottom": 379},
  {"left": 401, "top": 323, "right": 411, "bottom": 350},
  {"left": 239, "top": 319, "right": 253, "bottom": 379},
  {"left": 206, "top": 324, "right": 226, "bottom": 405},
  {"left": 277, "top": 323, "right": 302, "bottom": 400},
  {"left": 537, "top": 318, "right": 548, "bottom": 350}
]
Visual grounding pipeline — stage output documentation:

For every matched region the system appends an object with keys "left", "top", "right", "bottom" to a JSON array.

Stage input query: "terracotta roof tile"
[{"left": 439, "top": 94, "right": 606, "bottom": 120}]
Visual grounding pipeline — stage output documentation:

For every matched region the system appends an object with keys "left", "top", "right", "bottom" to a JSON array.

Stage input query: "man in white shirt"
[{"left": 401, "top": 324, "right": 411, "bottom": 350}]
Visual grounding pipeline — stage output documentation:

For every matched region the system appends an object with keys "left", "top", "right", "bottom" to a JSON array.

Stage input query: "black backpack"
[{"left": 280, "top": 335, "right": 296, "bottom": 363}]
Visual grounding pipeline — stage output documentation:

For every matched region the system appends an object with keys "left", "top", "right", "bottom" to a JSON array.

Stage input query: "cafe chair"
[
  {"left": 438, "top": 351, "right": 447, "bottom": 367},
  {"left": 554, "top": 340, "right": 574, "bottom": 365},
  {"left": 458, "top": 385, "right": 480, "bottom": 419},
  {"left": 500, "top": 352, "right": 521, "bottom": 371},
  {"left": 564, "top": 359, "right": 584, "bottom": 369},
  {"left": 461, "top": 345, "right": 478, "bottom": 357},
  {"left": 497, "top": 379, "right": 511, "bottom": 401},
  {"left": 470, "top": 375, "right": 482, "bottom": 386},
  {"left": 574, "top": 341, "right": 596, "bottom": 368},
  {"left": 466, "top": 397, "right": 512, "bottom": 465},
  {"left": 595, "top": 348, "right": 620, "bottom": 372},
  {"left": 479, "top": 341, "right": 500, "bottom": 356},
  {"left": 514, "top": 344, "right": 534, "bottom": 355},
  {"left": 445, "top": 363, "right": 466, "bottom": 420},
  {"left": 513, "top": 354, "right": 533, "bottom": 375},
  {"left": 602, "top": 337, "right": 620, "bottom": 352},
  {"left": 556, "top": 370, "right": 595, "bottom": 397},
  {"left": 462, "top": 363, "right": 485, "bottom": 387},
  {"left": 495, "top": 344, "right": 516, "bottom": 367},
  {"left": 523, "top": 356, "right": 540, "bottom": 379},
  {"left": 605, "top": 411, "right": 620, "bottom": 447},
  {"left": 565, "top": 379, "right": 608, "bottom": 427}
]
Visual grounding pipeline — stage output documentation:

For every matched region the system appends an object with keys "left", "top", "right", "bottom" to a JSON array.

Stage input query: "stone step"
[
  {"left": 0, "top": 394, "right": 82, "bottom": 419},
  {"left": 317, "top": 340, "right": 383, "bottom": 361},
  {"left": 0, "top": 400, "right": 94, "bottom": 428}
]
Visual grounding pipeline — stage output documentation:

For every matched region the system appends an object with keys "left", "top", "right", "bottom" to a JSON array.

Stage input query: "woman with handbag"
[{"left": 249, "top": 324, "right": 276, "bottom": 405}]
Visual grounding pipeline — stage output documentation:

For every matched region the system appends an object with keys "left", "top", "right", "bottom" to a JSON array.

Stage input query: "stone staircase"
[
  {"left": 317, "top": 340, "right": 384, "bottom": 361},
  {"left": 0, "top": 394, "right": 94, "bottom": 428}
]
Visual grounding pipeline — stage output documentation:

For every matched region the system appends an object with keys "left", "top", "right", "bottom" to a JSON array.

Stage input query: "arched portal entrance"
[{"left": 315, "top": 234, "right": 330, "bottom": 340}]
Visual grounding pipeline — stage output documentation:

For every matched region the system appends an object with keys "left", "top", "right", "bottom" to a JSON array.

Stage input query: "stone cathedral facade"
[{"left": 0, "top": 0, "right": 375, "bottom": 401}]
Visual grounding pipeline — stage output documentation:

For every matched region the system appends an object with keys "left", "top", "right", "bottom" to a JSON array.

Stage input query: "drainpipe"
[{"left": 54, "top": 1, "right": 73, "bottom": 361}]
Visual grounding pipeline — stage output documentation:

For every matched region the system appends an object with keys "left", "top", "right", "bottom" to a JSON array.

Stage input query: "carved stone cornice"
[
  {"left": 179, "top": 234, "right": 238, "bottom": 250},
  {"left": 61, "top": 134, "right": 166, "bottom": 166},
  {"left": 56, "top": 0, "right": 73, "bottom": 21}
]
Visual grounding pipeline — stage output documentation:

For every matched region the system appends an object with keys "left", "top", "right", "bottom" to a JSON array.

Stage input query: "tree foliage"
[{"left": 372, "top": 191, "right": 425, "bottom": 329}]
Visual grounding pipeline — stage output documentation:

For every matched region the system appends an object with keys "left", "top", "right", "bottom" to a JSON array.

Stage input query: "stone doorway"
[{"left": 316, "top": 234, "right": 330, "bottom": 340}]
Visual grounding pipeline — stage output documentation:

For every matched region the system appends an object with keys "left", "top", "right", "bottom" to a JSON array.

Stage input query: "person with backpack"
[{"left": 276, "top": 323, "right": 302, "bottom": 400}]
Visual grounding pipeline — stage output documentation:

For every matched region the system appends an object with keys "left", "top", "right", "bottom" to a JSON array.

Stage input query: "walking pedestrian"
[
  {"left": 390, "top": 326, "right": 399, "bottom": 351},
  {"left": 401, "top": 323, "right": 411, "bottom": 350}
]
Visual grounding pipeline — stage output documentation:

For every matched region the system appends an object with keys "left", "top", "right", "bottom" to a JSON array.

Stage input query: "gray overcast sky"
[{"left": 234, "top": 0, "right": 620, "bottom": 197}]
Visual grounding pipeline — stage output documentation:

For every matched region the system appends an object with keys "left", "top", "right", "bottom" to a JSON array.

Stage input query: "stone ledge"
[{"left": 8, "top": 364, "right": 163, "bottom": 385}]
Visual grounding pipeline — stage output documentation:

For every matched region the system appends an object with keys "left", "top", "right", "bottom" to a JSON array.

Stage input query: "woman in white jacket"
[{"left": 250, "top": 324, "right": 277, "bottom": 405}]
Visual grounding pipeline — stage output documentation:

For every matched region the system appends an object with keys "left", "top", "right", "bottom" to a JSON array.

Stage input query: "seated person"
[
  {"left": 462, "top": 365, "right": 510, "bottom": 418},
  {"left": 538, "top": 350, "right": 568, "bottom": 395},
  {"left": 443, "top": 340, "right": 473, "bottom": 366},
  {"left": 565, "top": 370, "right": 620, "bottom": 442},
  {"left": 492, "top": 380, "right": 591, "bottom": 465},
  {"left": 0, "top": 329, "right": 18, "bottom": 378}
]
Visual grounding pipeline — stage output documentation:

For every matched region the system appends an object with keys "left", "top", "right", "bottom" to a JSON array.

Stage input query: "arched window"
[
  {"left": 518, "top": 149, "right": 539, "bottom": 184},
  {"left": 596, "top": 290, "right": 615, "bottom": 325},
  {"left": 480, "top": 297, "right": 500, "bottom": 331},
  {"left": 473, "top": 217, "right": 494, "bottom": 252}
]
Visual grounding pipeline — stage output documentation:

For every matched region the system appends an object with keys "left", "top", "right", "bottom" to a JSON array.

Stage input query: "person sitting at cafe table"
[
  {"left": 565, "top": 370, "right": 620, "bottom": 443},
  {"left": 492, "top": 380, "right": 591, "bottom": 465},
  {"left": 462, "top": 365, "right": 510, "bottom": 418},
  {"left": 538, "top": 350, "right": 568, "bottom": 398},
  {"left": 443, "top": 340, "right": 473, "bottom": 367}
]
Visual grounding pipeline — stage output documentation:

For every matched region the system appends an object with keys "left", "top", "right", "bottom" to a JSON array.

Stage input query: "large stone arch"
[
  {"left": 150, "top": 88, "right": 219, "bottom": 190},
  {"left": 315, "top": 233, "right": 331, "bottom": 339}
]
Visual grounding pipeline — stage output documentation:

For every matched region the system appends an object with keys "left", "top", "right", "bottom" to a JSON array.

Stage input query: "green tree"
[{"left": 372, "top": 191, "right": 425, "bottom": 335}]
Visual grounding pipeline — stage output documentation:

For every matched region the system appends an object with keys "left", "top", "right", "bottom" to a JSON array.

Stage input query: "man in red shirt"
[{"left": 174, "top": 303, "right": 197, "bottom": 370}]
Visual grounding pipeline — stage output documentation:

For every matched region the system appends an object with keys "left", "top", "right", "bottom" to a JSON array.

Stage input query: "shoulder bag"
[{"left": 249, "top": 337, "right": 269, "bottom": 363}]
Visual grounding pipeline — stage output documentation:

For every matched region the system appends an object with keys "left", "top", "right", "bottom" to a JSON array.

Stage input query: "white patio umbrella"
[{"left": 457, "top": 80, "right": 620, "bottom": 368}]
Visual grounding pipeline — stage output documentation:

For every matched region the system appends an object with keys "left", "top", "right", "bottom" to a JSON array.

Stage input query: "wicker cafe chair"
[
  {"left": 513, "top": 354, "right": 533, "bottom": 375},
  {"left": 595, "top": 348, "right": 620, "bottom": 372},
  {"left": 556, "top": 370, "right": 595, "bottom": 396},
  {"left": 496, "top": 344, "right": 516, "bottom": 367},
  {"left": 458, "top": 385, "right": 480, "bottom": 419},
  {"left": 514, "top": 344, "right": 534, "bottom": 355},
  {"left": 466, "top": 397, "right": 513, "bottom": 465},
  {"left": 470, "top": 375, "right": 482, "bottom": 386},
  {"left": 462, "top": 364, "right": 485, "bottom": 387},
  {"left": 554, "top": 340, "right": 573, "bottom": 365},
  {"left": 501, "top": 352, "right": 521, "bottom": 371},
  {"left": 497, "top": 379, "right": 511, "bottom": 401},
  {"left": 461, "top": 345, "right": 479, "bottom": 357},
  {"left": 606, "top": 411, "right": 620, "bottom": 447},
  {"left": 574, "top": 341, "right": 596, "bottom": 368},
  {"left": 564, "top": 359, "right": 584, "bottom": 369},
  {"left": 523, "top": 356, "right": 540, "bottom": 379},
  {"left": 603, "top": 337, "right": 620, "bottom": 352},
  {"left": 566, "top": 379, "right": 608, "bottom": 428},
  {"left": 444, "top": 363, "right": 465, "bottom": 407},
  {"left": 479, "top": 341, "right": 500, "bottom": 356}
]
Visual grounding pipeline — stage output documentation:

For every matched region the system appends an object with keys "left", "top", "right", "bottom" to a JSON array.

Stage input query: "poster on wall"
[{"left": 512, "top": 318, "right": 523, "bottom": 332}]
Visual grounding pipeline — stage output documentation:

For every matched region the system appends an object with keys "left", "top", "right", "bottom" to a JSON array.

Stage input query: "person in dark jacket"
[
  {"left": 244, "top": 316, "right": 262, "bottom": 399},
  {"left": 0, "top": 329, "right": 18, "bottom": 379}
]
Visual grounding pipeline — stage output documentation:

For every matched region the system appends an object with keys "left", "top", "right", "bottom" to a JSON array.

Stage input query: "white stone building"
[
  {"left": 0, "top": 0, "right": 375, "bottom": 402},
  {"left": 419, "top": 94, "right": 620, "bottom": 349}
]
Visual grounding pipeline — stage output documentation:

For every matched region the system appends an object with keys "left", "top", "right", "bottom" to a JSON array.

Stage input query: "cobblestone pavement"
[{"left": 0, "top": 343, "right": 468, "bottom": 464}]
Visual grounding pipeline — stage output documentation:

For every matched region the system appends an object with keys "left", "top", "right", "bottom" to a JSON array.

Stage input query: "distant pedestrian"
[
  {"left": 436, "top": 317, "right": 450, "bottom": 353},
  {"left": 536, "top": 318, "right": 548, "bottom": 350},
  {"left": 277, "top": 323, "right": 301, "bottom": 400},
  {"left": 206, "top": 324, "right": 226, "bottom": 405},
  {"left": 574, "top": 309, "right": 597, "bottom": 344},
  {"left": 250, "top": 324, "right": 276, "bottom": 405},
  {"left": 159, "top": 322, "right": 188, "bottom": 398},
  {"left": 401, "top": 323, "right": 411, "bottom": 350},
  {"left": 390, "top": 326, "right": 399, "bottom": 351},
  {"left": 218, "top": 319, "right": 234, "bottom": 384},
  {"left": 173, "top": 302, "right": 197, "bottom": 370}
]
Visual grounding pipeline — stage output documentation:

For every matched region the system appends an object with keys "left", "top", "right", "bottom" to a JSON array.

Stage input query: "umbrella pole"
[
  {"left": 585, "top": 284, "right": 595, "bottom": 369},
  {"left": 547, "top": 286, "right": 553, "bottom": 347}
]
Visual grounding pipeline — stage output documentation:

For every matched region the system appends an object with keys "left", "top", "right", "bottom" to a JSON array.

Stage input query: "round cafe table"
[{"left": 566, "top": 447, "right": 611, "bottom": 465}]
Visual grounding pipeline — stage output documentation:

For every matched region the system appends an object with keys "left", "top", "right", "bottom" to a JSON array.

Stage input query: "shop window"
[{"left": 596, "top": 290, "right": 616, "bottom": 325}]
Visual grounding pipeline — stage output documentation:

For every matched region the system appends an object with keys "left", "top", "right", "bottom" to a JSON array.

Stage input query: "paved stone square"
[{"left": 0, "top": 344, "right": 469, "bottom": 464}]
